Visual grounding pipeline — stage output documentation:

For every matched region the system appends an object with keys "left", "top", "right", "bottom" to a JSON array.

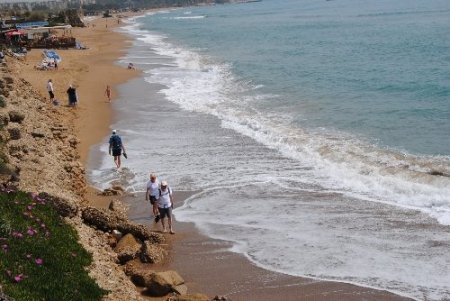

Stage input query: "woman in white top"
[{"left": 157, "top": 180, "right": 174, "bottom": 234}]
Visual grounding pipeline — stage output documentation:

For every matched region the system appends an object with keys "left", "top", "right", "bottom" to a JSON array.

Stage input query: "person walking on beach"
[
  {"left": 105, "top": 85, "right": 112, "bottom": 102},
  {"left": 157, "top": 180, "right": 175, "bottom": 234},
  {"left": 66, "top": 84, "right": 78, "bottom": 107},
  {"left": 145, "top": 173, "right": 160, "bottom": 220},
  {"left": 108, "top": 130, "right": 126, "bottom": 169},
  {"left": 47, "top": 79, "right": 54, "bottom": 102}
]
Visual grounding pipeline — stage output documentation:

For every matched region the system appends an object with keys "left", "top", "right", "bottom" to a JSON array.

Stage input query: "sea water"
[{"left": 87, "top": 0, "right": 450, "bottom": 300}]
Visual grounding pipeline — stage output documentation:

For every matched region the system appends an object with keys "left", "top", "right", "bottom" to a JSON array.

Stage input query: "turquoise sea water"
[
  {"left": 89, "top": 1, "right": 450, "bottom": 300},
  {"left": 143, "top": 0, "right": 450, "bottom": 156}
]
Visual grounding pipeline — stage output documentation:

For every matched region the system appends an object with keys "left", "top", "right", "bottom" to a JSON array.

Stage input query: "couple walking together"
[
  {"left": 146, "top": 174, "right": 175, "bottom": 234},
  {"left": 108, "top": 132, "right": 174, "bottom": 234}
]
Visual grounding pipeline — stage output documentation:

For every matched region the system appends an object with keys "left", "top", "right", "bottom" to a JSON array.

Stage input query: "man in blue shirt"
[{"left": 108, "top": 130, "right": 126, "bottom": 169}]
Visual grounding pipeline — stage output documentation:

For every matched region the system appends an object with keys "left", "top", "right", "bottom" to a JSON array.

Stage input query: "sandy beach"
[{"left": 11, "top": 11, "right": 420, "bottom": 301}]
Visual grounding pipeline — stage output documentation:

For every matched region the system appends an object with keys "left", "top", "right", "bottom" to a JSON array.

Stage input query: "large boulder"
[
  {"left": 146, "top": 270, "right": 185, "bottom": 297},
  {"left": 38, "top": 192, "right": 78, "bottom": 218},
  {"left": 140, "top": 241, "right": 167, "bottom": 264},
  {"left": 108, "top": 199, "right": 126, "bottom": 212},
  {"left": 119, "top": 223, "right": 165, "bottom": 243},
  {"left": 81, "top": 206, "right": 165, "bottom": 242},
  {"left": 81, "top": 206, "right": 128, "bottom": 231},
  {"left": 114, "top": 233, "right": 141, "bottom": 264}
]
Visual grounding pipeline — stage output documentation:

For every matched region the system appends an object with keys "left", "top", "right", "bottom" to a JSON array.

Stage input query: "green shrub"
[
  {"left": 0, "top": 96, "right": 6, "bottom": 108},
  {"left": 0, "top": 190, "right": 107, "bottom": 301}
]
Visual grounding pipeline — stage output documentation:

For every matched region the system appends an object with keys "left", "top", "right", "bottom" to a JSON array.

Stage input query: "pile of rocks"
[{"left": 81, "top": 200, "right": 211, "bottom": 300}]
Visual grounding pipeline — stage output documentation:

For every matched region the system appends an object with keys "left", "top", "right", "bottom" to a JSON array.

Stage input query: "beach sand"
[{"left": 17, "top": 13, "right": 416, "bottom": 301}]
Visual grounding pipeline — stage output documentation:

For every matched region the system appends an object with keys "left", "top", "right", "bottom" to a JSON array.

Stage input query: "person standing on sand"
[
  {"left": 66, "top": 84, "right": 77, "bottom": 107},
  {"left": 157, "top": 180, "right": 175, "bottom": 234},
  {"left": 105, "top": 85, "right": 112, "bottom": 102},
  {"left": 108, "top": 130, "right": 126, "bottom": 169},
  {"left": 47, "top": 79, "right": 54, "bottom": 102},
  {"left": 145, "top": 173, "right": 160, "bottom": 220}
]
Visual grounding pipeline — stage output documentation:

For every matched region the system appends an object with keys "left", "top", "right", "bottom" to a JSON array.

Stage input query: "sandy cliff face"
[
  {"left": 0, "top": 58, "right": 85, "bottom": 203},
  {"left": 0, "top": 58, "right": 146, "bottom": 301}
]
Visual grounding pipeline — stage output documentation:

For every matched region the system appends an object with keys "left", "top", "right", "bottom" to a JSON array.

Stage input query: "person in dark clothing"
[
  {"left": 108, "top": 130, "right": 126, "bottom": 169},
  {"left": 66, "top": 85, "right": 78, "bottom": 106}
]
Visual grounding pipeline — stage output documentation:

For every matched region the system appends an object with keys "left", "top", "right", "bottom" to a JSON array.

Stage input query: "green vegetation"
[
  {"left": 0, "top": 96, "right": 6, "bottom": 108},
  {"left": 0, "top": 190, "right": 107, "bottom": 301}
]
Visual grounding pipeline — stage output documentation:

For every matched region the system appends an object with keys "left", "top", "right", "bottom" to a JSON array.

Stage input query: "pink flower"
[
  {"left": 26, "top": 205, "right": 33, "bottom": 211},
  {"left": 35, "top": 258, "right": 43, "bottom": 265},
  {"left": 26, "top": 254, "right": 32, "bottom": 259},
  {"left": 26, "top": 228, "right": 36, "bottom": 236},
  {"left": 14, "top": 274, "right": 24, "bottom": 282},
  {"left": 12, "top": 231, "right": 23, "bottom": 239},
  {"left": 40, "top": 223, "right": 46, "bottom": 229},
  {"left": 1, "top": 244, "right": 8, "bottom": 252}
]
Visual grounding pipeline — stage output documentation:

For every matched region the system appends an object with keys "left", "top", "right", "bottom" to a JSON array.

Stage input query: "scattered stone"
[
  {"left": 0, "top": 113, "right": 9, "bottom": 127},
  {"left": 173, "top": 284, "right": 188, "bottom": 295},
  {"left": 108, "top": 199, "right": 126, "bottom": 212},
  {"left": 7, "top": 127, "right": 21, "bottom": 140},
  {"left": 106, "top": 233, "right": 118, "bottom": 248},
  {"left": 114, "top": 233, "right": 142, "bottom": 264},
  {"left": 124, "top": 260, "right": 155, "bottom": 287},
  {"left": 212, "top": 296, "right": 230, "bottom": 301},
  {"left": 8, "top": 110, "right": 25, "bottom": 123},
  {"left": 102, "top": 188, "right": 122, "bottom": 196},
  {"left": 31, "top": 129, "right": 46, "bottom": 138},
  {"left": 168, "top": 294, "right": 210, "bottom": 301},
  {"left": 67, "top": 136, "right": 79, "bottom": 147},
  {"left": 112, "top": 229, "right": 123, "bottom": 240},
  {"left": 8, "top": 142, "right": 26, "bottom": 157},
  {"left": 140, "top": 241, "right": 167, "bottom": 264},
  {"left": 111, "top": 185, "right": 125, "bottom": 192},
  {"left": 146, "top": 270, "right": 184, "bottom": 297}
]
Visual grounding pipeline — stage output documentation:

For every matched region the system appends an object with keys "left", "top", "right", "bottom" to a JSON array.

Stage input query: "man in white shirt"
[
  {"left": 145, "top": 173, "right": 159, "bottom": 219},
  {"left": 157, "top": 180, "right": 174, "bottom": 234}
]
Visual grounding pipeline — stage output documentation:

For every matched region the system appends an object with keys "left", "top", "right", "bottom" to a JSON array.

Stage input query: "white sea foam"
[
  {"left": 125, "top": 26, "right": 450, "bottom": 227},
  {"left": 172, "top": 15, "right": 206, "bottom": 20}
]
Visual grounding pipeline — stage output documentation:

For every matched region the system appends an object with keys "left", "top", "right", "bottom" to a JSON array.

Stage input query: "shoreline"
[
  {"left": 11, "top": 10, "right": 419, "bottom": 301},
  {"left": 167, "top": 218, "right": 416, "bottom": 301}
]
